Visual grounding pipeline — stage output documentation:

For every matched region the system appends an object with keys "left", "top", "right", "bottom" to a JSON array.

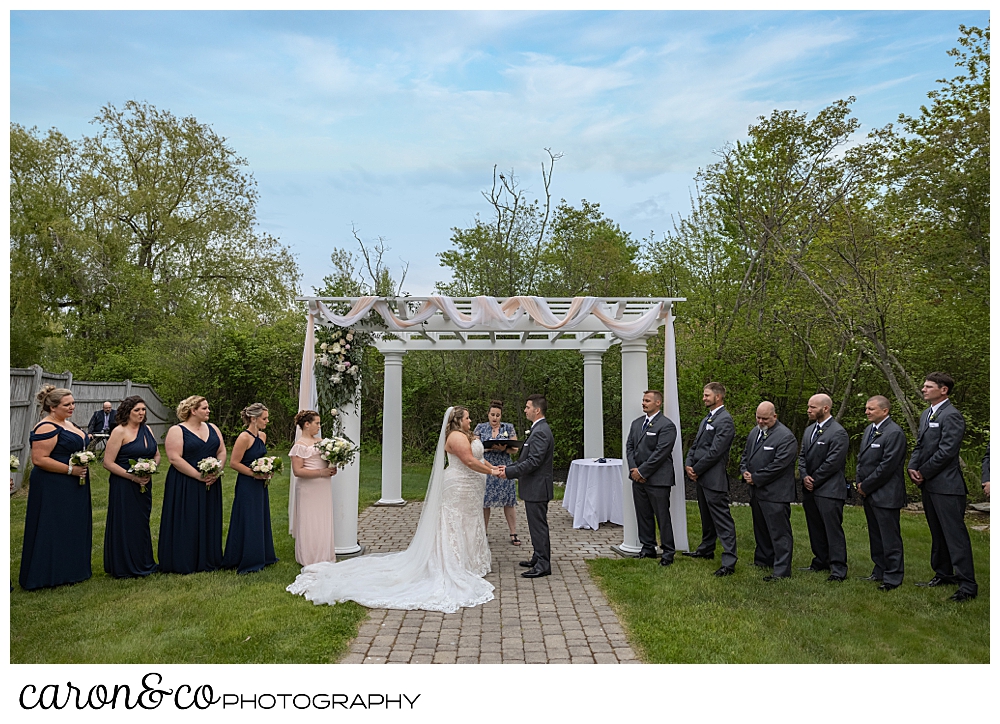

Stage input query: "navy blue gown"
[
  {"left": 104, "top": 425, "right": 158, "bottom": 578},
  {"left": 157, "top": 425, "right": 224, "bottom": 574},
  {"left": 19, "top": 423, "right": 92, "bottom": 590},
  {"left": 222, "top": 431, "right": 278, "bottom": 574}
]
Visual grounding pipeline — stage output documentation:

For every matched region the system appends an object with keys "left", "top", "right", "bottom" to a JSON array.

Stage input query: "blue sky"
[{"left": 10, "top": 10, "right": 990, "bottom": 295}]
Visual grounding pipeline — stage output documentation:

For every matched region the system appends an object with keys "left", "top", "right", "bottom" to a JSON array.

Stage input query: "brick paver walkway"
[{"left": 339, "top": 501, "right": 639, "bottom": 664}]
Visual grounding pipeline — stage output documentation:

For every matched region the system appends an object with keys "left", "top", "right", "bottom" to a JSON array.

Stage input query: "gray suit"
[
  {"left": 798, "top": 417, "right": 850, "bottom": 577},
  {"left": 626, "top": 412, "right": 677, "bottom": 561},
  {"left": 739, "top": 421, "right": 797, "bottom": 577},
  {"left": 856, "top": 418, "right": 907, "bottom": 585},
  {"left": 685, "top": 406, "right": 737, "bottom": 566},
  {"left": 982, "top": 444, "right": 990, "bottom": 486},
  {"left": 908, "top": 400, "right": 976, "bottom": 594},
  {"left": 506, "top": 418, "right": 555, "bottom": 574}
]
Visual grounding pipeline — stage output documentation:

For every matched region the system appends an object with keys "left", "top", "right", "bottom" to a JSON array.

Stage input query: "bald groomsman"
[
  {"left": 856, "top": 396, "right": 907, "bottom": 591},
  {"left": 683, "top": 382, "right": 738, "bottom": 576},
  {"left": 740, "top": 402, "right": 798, "bottom": 581},
  {"left": 908, "top": 372, "right": 977, "bottom": 602},
  {"left": 797, "top": 394, "right": 850, "bottom": 581}
]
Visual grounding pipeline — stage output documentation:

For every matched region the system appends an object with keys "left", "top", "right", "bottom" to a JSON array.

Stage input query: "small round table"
[{"left": 562, "top": 458, "right": 624, "bottom": 530}]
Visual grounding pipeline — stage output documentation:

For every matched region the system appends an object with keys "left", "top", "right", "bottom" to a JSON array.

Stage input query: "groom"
[{"left": 499, "top": 394, "right": 554, "bottom": 578}]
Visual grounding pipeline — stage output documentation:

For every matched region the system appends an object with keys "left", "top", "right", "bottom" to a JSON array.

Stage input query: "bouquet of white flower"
[
  {"left": 69, "top": 450, "right": 97, "bottom": 485},
  {"left": 128, "top": 458, "right": 158, "bottom": 493},
  {"left": 10, "top": 454, "right": 20, "bottom": 472},
  {"left": 197, "top": 457, "right": 224, "bottom": 490},
  {"left": 315, "top": 437, "right": 357, "bottom": 467},
  {"left": 249, "top": 456, "right": 284, "bottom": 487}
]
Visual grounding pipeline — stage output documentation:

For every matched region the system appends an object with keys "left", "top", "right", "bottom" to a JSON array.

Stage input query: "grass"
[
  {"left": 10, "top": 451, "right": 432, "bottom": 664},
  {"left": 588, "top": 502, "right": 990, "bottom": 663}
]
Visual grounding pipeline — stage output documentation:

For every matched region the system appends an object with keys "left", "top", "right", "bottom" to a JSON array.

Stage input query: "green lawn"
[
  {"left": 10, "top": 452, "right": 432, "bottom": 664},
  {"left": 588, "top": 502, "right": 990, "bottom": 663}
]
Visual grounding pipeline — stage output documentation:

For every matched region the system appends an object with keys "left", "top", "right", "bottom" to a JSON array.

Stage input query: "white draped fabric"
[
  {"left": 289, "top": 311, "right": 319, "bottom": 535},
  {"left": 311, "top": 295, "right": 667, "bottom": 340}
]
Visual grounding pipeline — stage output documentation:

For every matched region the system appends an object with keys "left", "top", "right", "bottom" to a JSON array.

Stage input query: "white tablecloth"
[{"left": 562, "top": 458, "right": 624, "bottom": 530}]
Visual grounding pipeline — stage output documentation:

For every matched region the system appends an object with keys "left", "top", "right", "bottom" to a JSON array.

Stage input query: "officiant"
[{"left": 474, "top": 400, "right": 520, "bottom": 546}]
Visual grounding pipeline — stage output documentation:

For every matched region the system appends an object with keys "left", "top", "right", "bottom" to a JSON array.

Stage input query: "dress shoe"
[
  {"left": 949, "top": 590, "right": 976, "bottom": 602},
  {"left": 763, "top": 575, "right": 790, "bottom": 582},
  {"left": 518, "top": 560, "right": 538, "bottom": 568},
  {"left": 713, "top": 566, "right": 735, "bottom": 577},
  {"left": 858, "top": 574, "right": 882, "bottom": 582},
  {"left": 877, "top": 583, "right": 899, "bottom": 592},
  {"left": 521, "top": 568, "right": 551, "bottom": 579},
  {"left": 826, "top": 574, "right": 846, "bottom": 582},
  {"left": 915, "top": 576, "right": 957, "bottom": 588},
  {"left": 659, "top": 558, "right": 673, "bottom": 567},
  {"left": 681, "top": 551, "right": 714, "bottom": 559},
  {"left": 638, "top": 551, "right": 659, "bottom": 560},
  {"left": 798, "top": 565, "right": 828, "bottom": 572}
]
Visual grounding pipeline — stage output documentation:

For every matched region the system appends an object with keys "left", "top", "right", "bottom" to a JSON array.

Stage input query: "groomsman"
[
  {"left": 626, "top": 390, "right": 678, "bottom": 566},
  {"left": 908, "top": 373, "right": 977, "bottom": 601},
  {"left": 740, "top": 402, "right": 798, "bottom": 581},
  {"left": 855, "top": 396, "right": 907, "bottom": 591},
  {"left": 683, "top": 382, "right": 738, "bottom": 576},
  {"left": 982, "top": 444, "right": 990, "bottom": 497},
  {"left": 797, "top": 394, "right": 850, "bottom": 581}
]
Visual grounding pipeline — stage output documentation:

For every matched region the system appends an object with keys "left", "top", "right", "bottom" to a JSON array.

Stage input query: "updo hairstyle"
[
  {"left": 36, "top": 384, "right": 73, "bottom": 414},
  {"left": 176, "top": 395, "right": 207, "bottom": 422},
  {"left": 446, "top": 406, "right": 475, "bottom": 442},
  {"left": 241, "top": 402, "right": 268, "bottom": 427},
  {"left": 488, "top": 399, "right": 503, "bottom": 413},
  {"left": 117, "top": 396, "right": 147, "bottom": 426},
  {"left": 295, "top": 410, "right": 321, "bottom": 429}
]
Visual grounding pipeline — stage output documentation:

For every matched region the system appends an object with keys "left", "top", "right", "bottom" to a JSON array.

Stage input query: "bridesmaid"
[
  {"left": 223, "top": 403, "right": 279, "bottom": 574},
  {"left": 158, "top": 396, "right": 227, "bottom": 574},
  {"left": 475, "top": 400, "right": 520, "bottom": 545},
  {"left": 289, "top": 410, "right": 337, "bottom": 565},
  {"left": 102, "top": 395, "right": 160, "bottom": 578},
  {"left": 19, "top": 385, "right": 93, "bottom": 590}
]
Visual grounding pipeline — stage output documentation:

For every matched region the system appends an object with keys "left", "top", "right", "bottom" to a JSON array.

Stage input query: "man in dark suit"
[
  {"left": 797, "top": 393, "right": 850, "bottom": 581},
  {"left": 908, "top": 372, "right": 977, "bottom": 601},
  {"left": 683, "top": 382, "right": 738, "bottom": 576},
  {"left": 499, "top": 394, "right": 554, "bottom": 578},
  {"left": 982, "top": 444, "right": 990, "bottom": 498},
  {"left": 87, "top": 401, "right": 117, "bottom": 435},
  {"left": 626, "top": 390, "right": 678, "bottom": 566},
  {"left": 855, "top": 395, "right": 907, "bottom": 591},
  {"left": 740, "top": 401, "right": 797, "bottom": 581}
]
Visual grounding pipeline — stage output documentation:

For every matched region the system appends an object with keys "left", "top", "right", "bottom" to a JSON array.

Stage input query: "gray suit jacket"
[
  {"left": 507, "top": 418, "right": 554, "bottom": 503},
  {"left": 626, "top": 412, "right": 677, "bottom": 487},
  {"left": 739, "top": 421, "right": 797, "bottom": 503},
  {"left": 856, "top": 418, "right": 907, "bottom": 509},
  {"left": 684, "top": 406, "right": 735, "bottom": 492},
  {"left": 982, "top": 443, "right": 990, "bottom": 485},
  {"left": 908, "top": 400, "right": 967, "bottom": 495},
  {"left": 797, "top": 418, "right": 849, "bottom": 500}
]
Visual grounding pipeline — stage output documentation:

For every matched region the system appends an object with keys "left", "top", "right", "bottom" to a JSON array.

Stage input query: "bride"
[{"left": 287, "top": 406, "right": 500, "bottom": 613}]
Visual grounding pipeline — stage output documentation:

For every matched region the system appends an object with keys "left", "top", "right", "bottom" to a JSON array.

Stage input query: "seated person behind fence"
[{"left": 88, "top": 401, "right": 117, "bottom": 435}]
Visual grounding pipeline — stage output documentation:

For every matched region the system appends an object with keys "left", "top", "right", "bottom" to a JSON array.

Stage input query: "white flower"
[
  {"left": 346, "top": 333, "right": 354, "bottom": 341},
  {"left": 332, "top": 374, "right": 342, "bottom": 383},
  {"left": 331, "top": 344, "right": 342, "bottom": 354},
  {"left": 336, "top": 363, "right": 347, "bottom": 372},
  {"left": 320, "top": 342, "right": 329, "bottom": 351},
  {"left": 348, "top": 366, "right": 359, "bottom": 376},
  {"left": 330, "top": 408, "right": 339, "bottom": 416}
]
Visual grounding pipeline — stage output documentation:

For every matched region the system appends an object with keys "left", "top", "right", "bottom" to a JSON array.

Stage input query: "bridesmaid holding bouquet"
[
  {"left": 19, "top": 385, "right": 93, "bottom": 590},
  {"left": 289, "top": 410, "right": 338, "bottom": 566},
  {"left": 102, "top": 395, "right": 160, "bottom": 578},
  {"left": 223, "top": 403, "right": 279, "bottom": 573},
  {"left": 158, "top": 396, "right": 227, "bottom": 574}
]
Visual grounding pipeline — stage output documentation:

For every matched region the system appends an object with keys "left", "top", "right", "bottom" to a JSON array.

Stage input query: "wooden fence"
[{"left": 10, "top": 365, "right": 173, "bottom": 491}]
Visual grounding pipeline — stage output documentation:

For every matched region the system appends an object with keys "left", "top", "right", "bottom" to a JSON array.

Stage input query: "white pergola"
[{"left": 294, "top": 296, "right": 688, "bottom": 558}]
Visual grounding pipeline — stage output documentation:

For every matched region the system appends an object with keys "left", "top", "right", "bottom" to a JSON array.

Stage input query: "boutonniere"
[
  {"left": 762, "top": 429, "right": 769, "bottom": 440},
  {"left": 873, "top": 429, "right": 883, "bottom": 438},
  {"left": 816, "top": 426, "right": 825, "bottom": 436},
  {"left": 928, "top": 413, "right": 937, "bottom": 422},
  {"left": 524, "top": 429, "right": 531, "bottom": 438}
]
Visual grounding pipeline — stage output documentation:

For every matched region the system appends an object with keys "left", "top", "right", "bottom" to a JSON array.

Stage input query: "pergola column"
[
  {"left": 614, "top": 337, "right": 650, "bottom": 555},
  {"left": 333, "top": 388, "right": 363, "bottom": 555},
  {"left": 377, "top": 349, "right": 407, "bottom": 506},
  {"left": 580, "top": 348, "right": 605, "bottom": 458}
]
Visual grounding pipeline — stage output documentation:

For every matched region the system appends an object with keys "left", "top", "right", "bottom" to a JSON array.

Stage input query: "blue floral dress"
[{"left": 475, "top": 422, "right": 517, "bottom": 508}]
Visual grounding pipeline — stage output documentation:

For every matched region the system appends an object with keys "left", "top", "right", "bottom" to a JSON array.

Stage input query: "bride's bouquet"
[
  {"left": 128, "top": 458, "right": 158, "bottom": 493},
  {"left": 250, "top": 456, "right": 283, "bottom": 487},
  {"left": 10, "top": 454, "right": 20, "bottom": 472},
  {"left": 69, "top": 450, "right": 97, "bottom": 485},
  {"left": 315, "top": 437, "right": 357, "bottom": 468},
  {"left": 197, "top": 457, "right": 224, "bottom": 490}
]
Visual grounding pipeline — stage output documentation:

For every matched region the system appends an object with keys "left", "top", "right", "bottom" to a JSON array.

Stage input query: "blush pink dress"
[{"left": 290, "top": 442, "right": 337, "bottom": 566}]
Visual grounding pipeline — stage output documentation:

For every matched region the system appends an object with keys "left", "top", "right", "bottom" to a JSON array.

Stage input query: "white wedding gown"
[{"left": 287, "top": 408, "right": 494, "bottom": 613}]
